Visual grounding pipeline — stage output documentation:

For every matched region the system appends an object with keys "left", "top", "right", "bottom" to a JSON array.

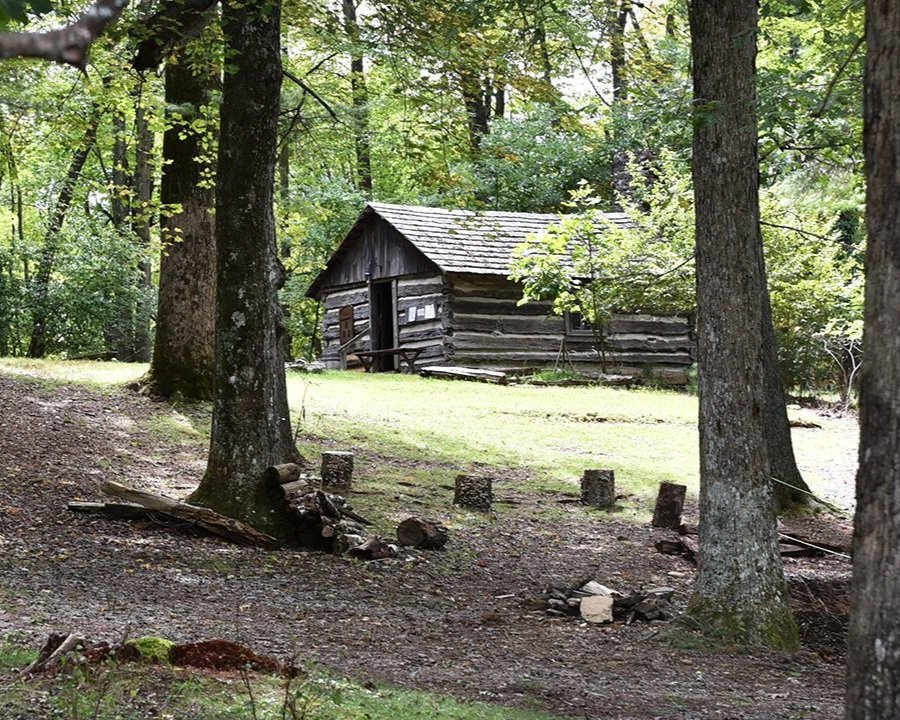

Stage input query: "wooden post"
[
  {"left": 651, "top": 481, "right": 687, "bottom": 529},
  {"left": 580, "top": 469, "right": 615, "bottom": 509},
  {"left": 454, "top": 474, "right": 492, "bottom": 511},
  {"left": 321, "top": 451, "right": 354, "bottom": 492}
]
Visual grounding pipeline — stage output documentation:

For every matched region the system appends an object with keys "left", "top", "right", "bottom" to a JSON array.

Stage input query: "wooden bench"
[{"left": 355, "top": 347, "right": 425, "bottom": 374}]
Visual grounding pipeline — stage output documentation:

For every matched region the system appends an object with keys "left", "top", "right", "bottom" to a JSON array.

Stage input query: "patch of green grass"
[
  {"left": 0, "top": 637, "right": 38, "bottom": 671},
  {"left": 289, "top": 371, "right": 698, "bottom": 505},
  {"left": 144, "top": 412, "right": 205, "bottom": 444},
  {"left": 0, "top": 357, "right": 147, "bottom": 388},
  {"left": 0, "top": 644, "right": 559, "bottom": 720}
]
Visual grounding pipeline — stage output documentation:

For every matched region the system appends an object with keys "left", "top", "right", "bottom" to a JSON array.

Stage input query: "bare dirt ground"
[{"left": 0, "top": 373, "right": 851, "bottom": 719}]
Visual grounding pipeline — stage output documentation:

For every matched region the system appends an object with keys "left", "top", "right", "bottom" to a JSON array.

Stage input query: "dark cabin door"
[{"left": 369, "top": 280, "right": 397, "bottom": 371}]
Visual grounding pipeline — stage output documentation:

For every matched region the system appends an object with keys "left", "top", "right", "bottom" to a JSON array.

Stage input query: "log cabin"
[{"left": 306, "top": 203, "right": 695, "bottom": 384}]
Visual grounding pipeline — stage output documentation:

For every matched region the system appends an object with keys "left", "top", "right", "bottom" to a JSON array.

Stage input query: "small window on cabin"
[
  {"left": 565, "top": 311, "right": 594, "bottom": 336},
  {"left": 339, "top": 305, "right": 354, "bottom": 345}
]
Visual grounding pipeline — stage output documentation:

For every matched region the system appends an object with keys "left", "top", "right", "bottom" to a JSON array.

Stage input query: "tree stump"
[
  {"left": 321, "top": 451, "right": 353, "bottom": 492},
  {"left": 580, "top": 469, "right": 615, "bottom": 509},
  {"left": 651, "top": 481, "right": 687, "bottom": 529},
  {"left": 396, "top": 516, "right": 449, "bottom": 549},
  {"left": 454, "top": 474, "right": 492, "bottom": 511}
]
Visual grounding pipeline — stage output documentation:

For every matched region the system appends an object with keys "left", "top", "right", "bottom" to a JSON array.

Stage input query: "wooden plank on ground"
[
  {"left": 419, "top": 366, "right": 508, "bottom": 384},
  {"left": 101, "top": 480, "right": 280, "bottom": 548}
]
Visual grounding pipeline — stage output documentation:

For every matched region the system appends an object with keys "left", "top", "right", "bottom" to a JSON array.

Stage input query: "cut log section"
[
  {"left": 321, "top": 451, "right": 353, "bottom": 492},
  {"left": 454, "top": 474, "right": 492, "bottom": 511},
  {"left": 101, "top": 481, "right": 280, "bottom": 549},
  {"left": 580, "top": 469, "right": 615, "bottom": 509},
  {"left": 651, "top": 482, "right": 687, "bottom": 529},
  {"left": 396, "top": 516, "right": 449, "bottom": 549},
  {"left": 264, "top": 463, "right": 303, "bottom": 485}
]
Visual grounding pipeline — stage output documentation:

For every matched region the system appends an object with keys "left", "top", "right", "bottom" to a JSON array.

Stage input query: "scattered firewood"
[
  {"left": 396, "top": 516, "right": 449, "bottom": 549},
  {"left": 655, "top": 536, "right": 698, "bottom": 564},
  {"left": 321, "top": 451, "right": 353, "bottom": 492},
  {"left": 528, "top": 578, "right": 676, "bottom": 624},
  {"left": 651, "top": 482, "right": 687, "bottom": 529},
  {"left": 580, "top": 469, "right": 615, "bottom": 509},
  {"left": 265, "top": 463, "right": 303, "bottom": 485},
  {"left": 21, "top": 633, "right": 83, "bottom": 676},
  {"left": 101, "top": 481, "right": 280, "bottom": 549},
  {"left": 454, "top": 474, "right": 492, "bottom": 511},
  {"left": 778, "top": 531, "right": 849, "bottom": 558},
  {"left": 346, "top": 536, "right": 397, "bottom": 560}
]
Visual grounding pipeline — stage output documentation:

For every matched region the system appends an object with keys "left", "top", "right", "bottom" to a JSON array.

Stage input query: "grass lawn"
[
  {"left": 288, "top": 370, "right": 856, "bottom": 514},
  {"left": 0, "top": 358, "right": 857, "bottom": 514}
]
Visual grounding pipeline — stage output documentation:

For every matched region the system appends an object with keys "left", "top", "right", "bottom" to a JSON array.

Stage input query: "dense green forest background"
[{"left": 0, "top": 0, "right": 864, "bottom": 396}]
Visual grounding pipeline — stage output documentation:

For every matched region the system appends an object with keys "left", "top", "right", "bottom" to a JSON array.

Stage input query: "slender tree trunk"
[
  {"left": 28, "top": 111, "right": 100, "bottom": 358},
  {"left": 761, "top": 288, "right": 811, "bottom": 511},
  {"left": 342, "top": 0, "right": 373, "bottom": 197},
  {"left": 847, "top": 2, "right": 900, "bottom": 715},
  {"left": 188, "top": 0, "right": 301, "bottom": 537},
  {"left": 609, "top": 0, "right": 630, "bottom": 103},
  {"left": 131, "top": 106, "right": 154, "bottom": 363},
  {"left": 685, "top": 0, "right": 797, "bottom": 648},
  {"left": 107, "top": 108, "right": 133, "bottom": 359},
  {"left": 144, "top": 49, "right": 216, "bottom": 399},
  {"left": 460, "top": 72, "right": 491, "bottom": 152}
]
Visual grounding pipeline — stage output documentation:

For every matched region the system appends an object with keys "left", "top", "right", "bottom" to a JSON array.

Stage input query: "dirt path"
[{"left": 0, "top": 373, "right": 850, "bottom": 719}]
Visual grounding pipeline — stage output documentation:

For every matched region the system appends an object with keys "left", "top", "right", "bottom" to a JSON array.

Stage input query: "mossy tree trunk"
[
  {"left": 188, "top": 0, "right": 301, "bottom": 539},
  {"left": 686, "top": 0, "right": 797, "bottom": 649},
  {"left": 846, "top": 2, "right": 900, "bottom": 716},
  {"left": 143, "top": 42, "right": 216, "bottom": 399}
]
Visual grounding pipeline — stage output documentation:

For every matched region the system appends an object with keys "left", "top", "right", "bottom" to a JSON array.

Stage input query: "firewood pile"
[
  {"left": 75, "top": 460, "right": 454, "bottom": 562},
  {"left": 528, "top": 577, "right": 677, "bottom": 624},
  {"left": 654, "top": 523, "right": 850, "bottom": 564}
]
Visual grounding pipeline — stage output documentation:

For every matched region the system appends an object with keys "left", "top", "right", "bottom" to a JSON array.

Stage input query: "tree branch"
[
  {"left": 132, "top": 0, "right": 218, "bottom": 71},
  {"left": 810, "top": 35, "right": 864, "bottom": 119},
  {"left": 0, "top": 0, "right": 129, "bottom": 69},
  {"left": 282, "top": 68, "right": 339, "bottom": 122}
]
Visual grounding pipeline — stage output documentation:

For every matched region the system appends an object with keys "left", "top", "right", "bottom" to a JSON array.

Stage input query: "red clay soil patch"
[{"left": 171, "top": 639, "right": 281, "bottom": 673}]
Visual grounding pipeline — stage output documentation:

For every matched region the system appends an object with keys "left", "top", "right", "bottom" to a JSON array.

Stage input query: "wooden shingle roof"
[{"left": 368, "top": 202, "right": 632, "bottom": 275}]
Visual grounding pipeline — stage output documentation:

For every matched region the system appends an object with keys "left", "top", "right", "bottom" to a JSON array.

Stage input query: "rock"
[
  {"left": 580, "top": 595, "right": 614, "bottom": 624},
  {"left": 577, "top": 581, "right": 621, "bottom": 597},
  {"left": 646, "top": 587, "right": 676, "bottom": 602}
]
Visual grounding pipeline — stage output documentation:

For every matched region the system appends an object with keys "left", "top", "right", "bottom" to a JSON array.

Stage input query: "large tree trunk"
[
  {"left": 342, "top": 0, "right": 373, "bottom": 197},
  {"left": 685, "top": 0, "right": 797, "bottom": 648},
  {"left": 846, "top": 2, "right": 900, "bottom": 716},
  {"left": 28, "top": 110, "right": 100, "bottom": 358},
  {"left": 188, "top": 0, "right": 301, "bottom": 538},
  {"left": 143, "top": 46, "right": 216, "bottom": 399}
]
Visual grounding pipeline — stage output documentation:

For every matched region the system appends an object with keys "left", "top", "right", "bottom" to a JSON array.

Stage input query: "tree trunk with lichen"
[
  {"left": 846, "top": 2, "right": 900, "bottom": 716},
  {"left": 686, "top": 0, "right": 797, "bottom": 649},
  {"left": 143, "top": 45, "right": 216, "bottom": 399},
  {"left": 188, "top": 0, "right": 301, "bottom": 539}
]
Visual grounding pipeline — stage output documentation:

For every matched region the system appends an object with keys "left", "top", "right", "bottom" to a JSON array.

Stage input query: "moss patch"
[{"left": 125, "top": 636, "right": 175, "bottom": 664}]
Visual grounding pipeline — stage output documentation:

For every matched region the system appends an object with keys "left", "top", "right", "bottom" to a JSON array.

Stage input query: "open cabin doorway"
[{"left": 368, "top": 279, "right": 397, "bottom": 371}]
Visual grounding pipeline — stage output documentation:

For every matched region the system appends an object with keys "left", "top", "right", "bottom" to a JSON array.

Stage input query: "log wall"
[
  {"left": 319, "top": 274, "right": 449, "bottom": 369},
  {"left": 319, "top": 272, "right": 695, "bottom": 383},
  {"left": 445, "top": 273, "right": 695, "bottom": 385}
]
